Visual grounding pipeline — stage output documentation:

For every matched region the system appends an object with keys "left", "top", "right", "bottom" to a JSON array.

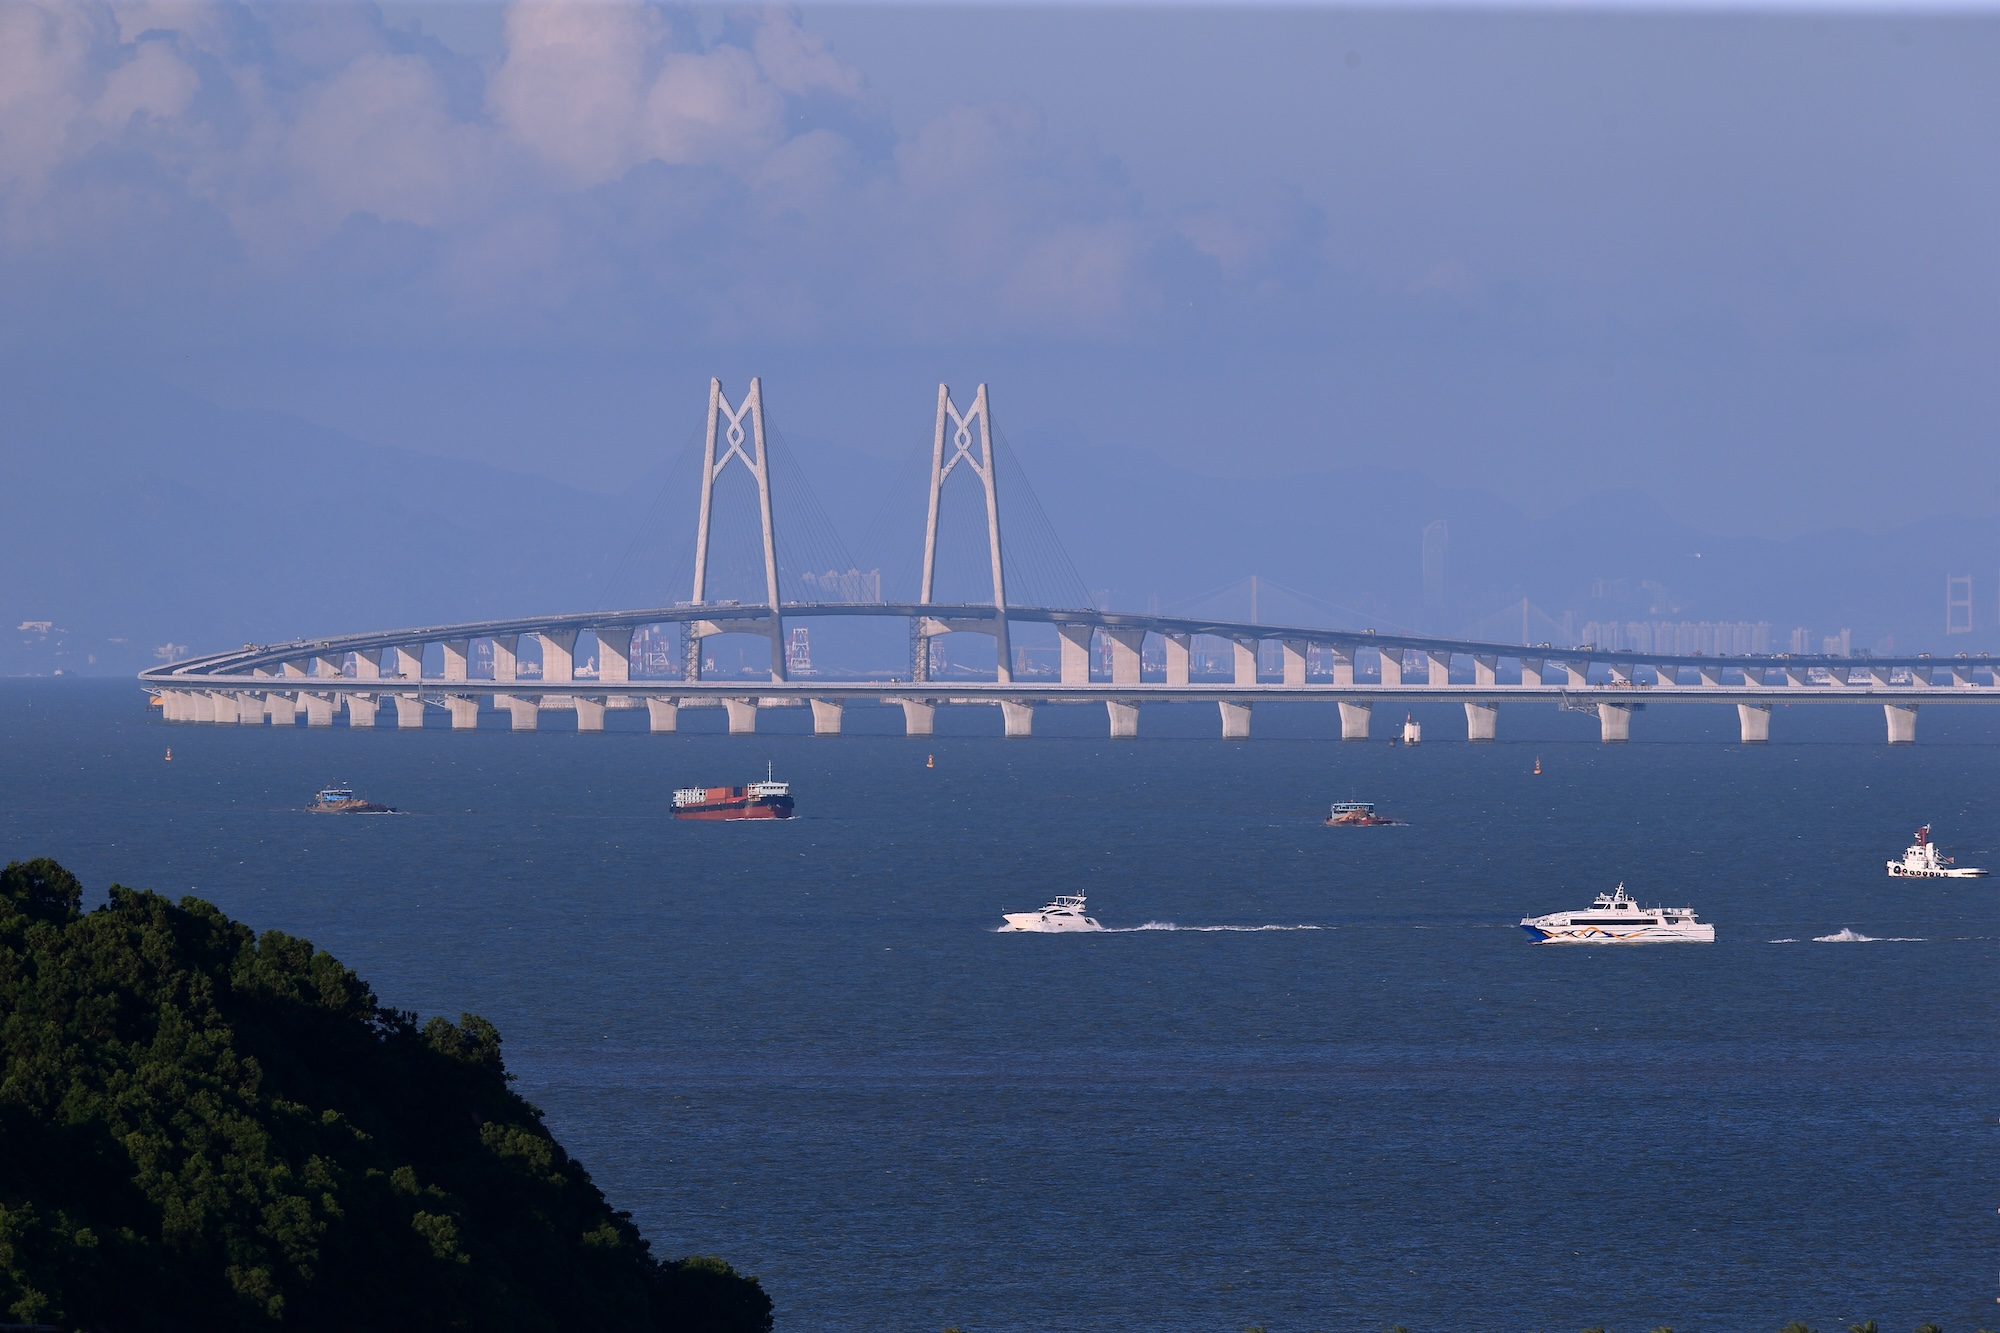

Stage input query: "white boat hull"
[
  {"left": 1001, "top": 911, "right": 1103, "bottom": 933},
  {"left": 1887, "top": 863, "right": 1986, "bottom": 878},
  {"left": 1520, "top": 920, "right": 1715, "bottom": 944}
]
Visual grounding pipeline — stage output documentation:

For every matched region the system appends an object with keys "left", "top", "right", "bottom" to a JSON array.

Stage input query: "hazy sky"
[{"left": 6, "top": 0, "right": 1999, "bottom": 539}]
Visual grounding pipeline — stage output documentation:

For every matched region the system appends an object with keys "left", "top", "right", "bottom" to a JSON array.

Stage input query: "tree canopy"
[{"left": 0, "top": 858, "right": 771, "bottom": 1333}]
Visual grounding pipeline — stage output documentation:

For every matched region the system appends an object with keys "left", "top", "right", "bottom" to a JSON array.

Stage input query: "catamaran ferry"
[
  {"left": 1886, "top": 825, "right": 1986, "bottom": 878},
  {"left": 1520, "top": 884, "right": 1714, "bottom": 944}
]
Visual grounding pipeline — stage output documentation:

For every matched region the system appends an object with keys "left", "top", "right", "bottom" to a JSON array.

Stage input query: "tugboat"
[
  {"left": 1325, "top": 801, "right": 1403, "bottom": 827},
  {"left": 672, "top": 764, "right": 793, "bottom": 821},
  {"left": 1401, "top": 713, "right": 1422, "bottom": 745},
  {"left": 1000, "top": 895, "right": 1104, "bottom": 932},
  {"left": 1519, "top": 884, "right": 1714, "bottom": 944},
  {"left": 308, "top": 786, "right": 394, "bottom": 813},
  {"left": 1886, "top": 825, "right": 1986, "bottom": 878}
]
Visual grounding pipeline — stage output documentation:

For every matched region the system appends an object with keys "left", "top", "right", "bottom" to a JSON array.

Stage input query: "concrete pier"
[
  {"left": 304, "top": 694, "right": 335, "bottom": 727},
  {"left": 1106, "top": 699, "right": 1139, "bottom": 738},
  {"left": 492, "top": 636, "right": 519, "bottom": 683},
  {"left": 574, "top": 696, "right": 606, "bottom": 731},
  {"left": 1521, "top": 658, "right": 1543, "bottom": 688},
  {"left": 269, "top": 693, "right": 298, "bottom": 726},
  {"left": 1107, "top": 629, "right": 1145, "bottom": 686},
  {"left": 1464, "top": 701, "right": 1497, "bottom": 742},
  {"left": 1737, "top": 703, "right": 1771, "bottom": 744},
  {"left": 1474, "top": 655, "right": 1498, "bottom": 687},
  {"left": 899, "top": 699, "right": 935, "bottom": 736},
  {"left": 1282, "top": 640, "right": 1307, "bottom": 686},
  {"left": 724, "top": 698, "right": 758, "bottom": 735},
  {"left": 1427, "top": 651, "right": 1452, "bottom": 685},
  {"left": 392, "top": 644, "right": 423, "bottom": 680},
  {"left": 442, "top": 640, "right": 469, "bottom": 682},
  {"left": 237, "top": 691, "right": 266, "bottom": 725},
  {"left": 1164, "top": 633, "right": 1190, "bottom": 686},
  {"left": 447, "top": 696, "right": 479, "bottom": 730},
  {"left": 646, "top": 698, "right": 679, "bottom": 732},
  {"left": 1232, "top": 639, "right": 1257, "bottom": 687},
  {"left": 1886, "top": 703, "right": 1917, "bottom": 745},
  {"left": 1058, "top": 624, "right": 1092, "bottom": 685},
  {"left": 539, "top": 630, "right": 577, "bottom": 685},
  {"left": 394, "top": 693, "right": 424, "bottom": 728},
  {"left": 1598, "top": 702, "right": 1631, "bottom": 743},
  {"left": 1219, "top": 700, "right": 1251, "bottom": 739},
  {"left": 346, "top": 694, "right": 377, "bottom": 728},
  {"left": 811, "top": 699, "right": 843, "bottom": 735},
  {"left": 209, "top": 692, "right": 241, "bottom": 724},
  {"left": 1339, "top": 701, "right": 1371, "bottom": 741},
  {"left": 1378, "top": 647, "right": 1403, "bottom": 687},
  {"left": 1001, "top": 700, "right": 1034, "bottom": 737},
  {"left": 502, "top": 695, "right": 539, "bottom": 730},
  {"left": 595, "top": 628, "right": 633, "bottom": 683}
]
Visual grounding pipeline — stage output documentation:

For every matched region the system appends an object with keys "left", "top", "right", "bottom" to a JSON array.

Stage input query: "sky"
[{"left": 3, "top": 1, "right": 1999, "bottom": 568}]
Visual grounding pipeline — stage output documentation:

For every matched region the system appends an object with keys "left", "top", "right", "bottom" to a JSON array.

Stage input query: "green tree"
[
  {"left": 1780, "top": 1324, "right": 1819, "bottom": 1333},
  {"left": 1850, "top": 1323, "right": 1879, "bottom": 1333},
  {"left": 0, "top": 859, "right": 771, "bottom": 1332}
]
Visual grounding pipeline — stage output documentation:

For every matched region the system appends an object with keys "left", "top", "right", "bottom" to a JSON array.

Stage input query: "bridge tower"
[
  {"left": 917, "top": 383, "right": 1013, "bottom": 683},
  {"left": 687, "top": 378, "right": 785, "bottom": 681}
]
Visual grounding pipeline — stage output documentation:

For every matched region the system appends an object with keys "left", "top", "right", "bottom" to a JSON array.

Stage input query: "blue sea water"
[{"left": 2, "top": 680, "right": 1995, "bottom": 1332}]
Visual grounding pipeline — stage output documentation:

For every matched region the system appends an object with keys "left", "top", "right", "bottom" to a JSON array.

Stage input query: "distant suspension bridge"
[{"left": 145, "top": 379, "right": 1995, "bottom": 745}]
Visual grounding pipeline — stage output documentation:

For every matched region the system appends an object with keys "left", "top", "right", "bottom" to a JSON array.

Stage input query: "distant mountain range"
[{"left": 7, "top": 366, "right": 1997, "bottom": 676}]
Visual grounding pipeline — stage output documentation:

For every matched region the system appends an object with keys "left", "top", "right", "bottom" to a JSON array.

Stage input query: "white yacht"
[
  {"left": 1887, "top": 825, "right": 1986, "bottom": 878},
  {"left": 1519, "top": 884, "right": 1714, "bottom": 944},
  {"left": 1001, "top": 895, "right": 1104, "bottom": 933}
]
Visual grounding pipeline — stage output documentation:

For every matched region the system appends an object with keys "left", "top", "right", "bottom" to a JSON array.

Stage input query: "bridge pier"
[
  {"left": 447, "top": 696, "right": 479, "bottom": 730},
  {"left": 237, "top": 691, "right": 267, "bottom": 725},
  {"left": 394, "top": 693, "right": 425, "bottom": 728},
  {"left": 1232, "top": 639, "right": 1257, "bottom": 686},
  {"left": 646, "top": 698, "right": 679, "bottom": 732},
  {"left": 1164, "top": 634, "right": 1190, "bottom": 686},
  {"left": 1339, "top": 701, "right": 1372, "bottom": 741},
  {"left": 442, "top": 639, "right": 469, "bottom": 682},
  {"left": 501, "top": 695, "right": 538, "bottom": 731},
  {"left": 304, "top": 694, "right": 335, "bottom": 727},
  {"left": 1737, "top": 703, "right": 1771, "bottom": 744},
  {"left": 1474, "top": 655, "right": 1498, "bottom": 687},
  {"left": 492, "top": 636, "right": 519, "bottom": 685},
  {"left": 574, "top": 696, "right": 606, "bottom": 732},
  {"left": 539, "top": 630, "right": 577, "bottom": 685},
  {"left": 1106, "top": 700, "right": 1139, "bottom": 738},
  {"left": 347, "top": 694, "right": 378, "bottom": 729},
  {"left": 1107, "top": 629, "right": 1145, "bottom": 686},
  {"left": 1885, "top": 703, "right": 1917, "bottom": 745},
  {"left": 1001, "top": 700, "right": 1034, "bottom": 738},
  {"left": 1464, "top": 702, "right": 1497, "bottom": 742},
  {"left": 811, "top": 699, "right": 843, "bottom": 736},
  {"left": 595, "top": 628, "right": 633, "bottom": 684},
  {"left": 1378, "top": 647, "right": 1403, "bottom": 686},
  {"left": 1331, "top": 645, "right": 1356, "bottom": 685},
  {"left": 209, "top": 692, "right": 241, "bottom": 724},
  {"left": 1058, "top": 624, "right": 1092, "bottom": 685},
  {"left": 724, "top": 698, "right": 758, "bottom": 735},
  {"left": 269, "top": 692, "right": 298, "bottom": 726},
  {"left": 1218, "top": 700, "right": 1251, "bottom": 740},
  {"left": 1520, "top": 657, "right": 1543, "bottom": 688},
  {"left": 899, "top": 699, "right": 935, "bottom": 736},
  {"left": 1281, "top": 640, "right": 1308, "bottom": 686},
  {"left": 1597, "top": 703, "right": 1631, "bottom": 743}
]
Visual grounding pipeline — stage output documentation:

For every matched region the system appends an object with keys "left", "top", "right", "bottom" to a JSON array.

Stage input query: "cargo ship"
[{"left": 673, "top": 766, "right": 793, "bottom": 821}]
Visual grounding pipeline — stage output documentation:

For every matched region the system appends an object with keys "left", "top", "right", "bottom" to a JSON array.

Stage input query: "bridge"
[{"left": 143, "top": 379, "right": 1994, "bottom": 745}]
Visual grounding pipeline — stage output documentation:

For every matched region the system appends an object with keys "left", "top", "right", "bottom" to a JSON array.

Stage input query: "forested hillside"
[{"left": 0, "top": 858, "right": 769, "bottom": 1332}]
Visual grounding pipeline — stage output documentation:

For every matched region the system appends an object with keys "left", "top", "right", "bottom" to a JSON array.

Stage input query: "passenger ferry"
[
  {"left": 1000, "top": 895, "right": 1104, "bottom": 933},
  {"left": 1519, "top": 884, "right": 1714, "bottom": 944},
  {"left": 1326, "top": 801, "right": 1402, "bottom": 827},
  {"left": 1886, "top": 825, "right": 1986, "bottom": 878}
]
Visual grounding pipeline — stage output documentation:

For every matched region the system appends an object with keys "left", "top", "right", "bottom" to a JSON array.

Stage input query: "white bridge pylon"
[
  {"left": 688, "top": 377, "right": 785, "bottom": 682},
  {"left": 918, "top": 383, "right": 1011, "bottom": 684}
]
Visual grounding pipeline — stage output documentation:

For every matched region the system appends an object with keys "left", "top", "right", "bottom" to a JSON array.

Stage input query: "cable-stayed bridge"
[{"left": 144, "top": 379, "right": 1993, "bottom": 745}]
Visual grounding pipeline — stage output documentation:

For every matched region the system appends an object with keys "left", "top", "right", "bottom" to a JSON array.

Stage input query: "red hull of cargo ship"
[{"left": 675, "top": 802, "right": 792, "bottom": 821}]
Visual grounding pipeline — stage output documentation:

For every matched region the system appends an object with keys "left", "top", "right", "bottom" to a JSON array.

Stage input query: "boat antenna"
[{"left": 767, "top": 759, "right": 773, "bottom": 782}]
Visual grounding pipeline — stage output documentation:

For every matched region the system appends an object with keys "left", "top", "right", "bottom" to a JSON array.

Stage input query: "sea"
[{"left": 3, "top": 679, "right": 1994, "bottom": 1333}]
